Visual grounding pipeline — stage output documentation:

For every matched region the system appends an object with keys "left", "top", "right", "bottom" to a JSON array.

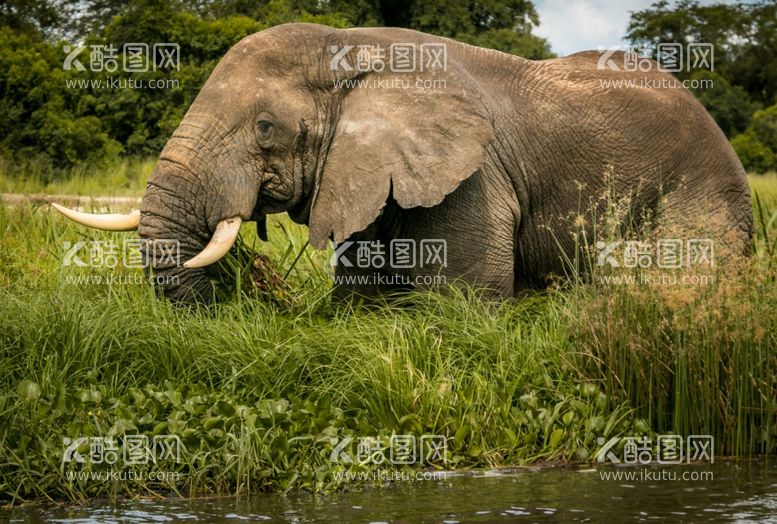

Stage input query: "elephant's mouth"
[
  {"left": 248, "top": 194, "right": 311, "bottom": 242},
  {"left": 51, "top": 170, "right": 252, "bottom": 305},
  {"left": 286, "top": 187, "right": 315, "bottom": 225},
  {"left": 252, "top": 162, "right": 316, "bottom": 234}
]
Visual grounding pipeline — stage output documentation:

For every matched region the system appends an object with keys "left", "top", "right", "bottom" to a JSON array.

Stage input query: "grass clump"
[{"left": 560, "top": 174, "right": 777, "bottom": 456}]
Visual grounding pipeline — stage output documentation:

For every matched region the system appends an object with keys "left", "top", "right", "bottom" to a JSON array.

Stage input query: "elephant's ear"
[{"left": 307, "top": 58, "right": 495, "bottom": 249}]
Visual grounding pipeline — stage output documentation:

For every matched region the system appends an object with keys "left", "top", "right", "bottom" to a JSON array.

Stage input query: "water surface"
[{"left": 8, "top": 462, "right": 776, "bottom": 523}]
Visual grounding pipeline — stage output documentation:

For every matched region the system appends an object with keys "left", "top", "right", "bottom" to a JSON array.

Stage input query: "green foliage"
[
  {"left": 0, "top": 0, "right": 553, "bottom": 172},
  {"left": 0, "top": 28, "right": 121, "bottom": 168},
  {"left": 732, "top": 134, "right": 775, "bottom": 175},
  {"left": 1, "top": 358, "right": 639, "bottom": 501},
  {"left": 561, "top": 173, "right": 777, "bottom": 455},
  {"left": 732, "top": 103, "right": 777, "bottom": 173},
  {"left": 197, "top": 0, "right": 375, "bottom": 27},
  {"left": 0, "top": 0, "right": 63, "bottom": 35},
  {"left": 459, "top": 28, "right": 553, "bottom": 60},
  {"left": 626, "top": 0, "right": 777, "bottom": 138},
  {"left": 94, "top": 11, "right": 266, "bottom": 156},
  {"left": 3, "top": 0, "right": 773, "bottom": 173},
  {"left": 0, "top": 155, "right": 155, "bottom": 193},
  {"left": 688, "top": 70, "right": 759, "bottom": 137},
  {"left": 403, "top": 0, "right": 552, "bottom": 59},
  {"left": 0, "top": 204, "right": 645, "bottom": 503},
  {"left": 407, "top": 0, "right": 539, "bottom": 37}
]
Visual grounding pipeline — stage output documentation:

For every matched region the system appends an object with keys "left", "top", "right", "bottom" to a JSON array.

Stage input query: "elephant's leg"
[
  {"left": 396, "top": 171, "right": 519, "bottom": 299},
  {"left": 331, "top": 228, "right": 413, "bottom": 305}
]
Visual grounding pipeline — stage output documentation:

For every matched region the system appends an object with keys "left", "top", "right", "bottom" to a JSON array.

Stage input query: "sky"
[{"left": 533, "top": 0, "right": 749, "bottom": 56}]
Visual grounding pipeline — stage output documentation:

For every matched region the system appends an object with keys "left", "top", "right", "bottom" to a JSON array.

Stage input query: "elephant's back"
[{"left": 516, "top": 51, "right": 753, "bottom": 254}]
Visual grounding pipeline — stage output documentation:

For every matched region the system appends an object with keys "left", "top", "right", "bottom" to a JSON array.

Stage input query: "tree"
[
  {"left": 732, "top": 103, "right": 777, "bottom": 173},
  {"left": 688, "top": 71, "right": 759, "bottom": 137},
  {"left": 626, "top": 1, "right": 777, "bottom": 137},
  {"left": 405, "top": 0, "right": 552, "bottom": 58},
  {"left": 0, "top": 0, "right": 64, "bottom": 36},
  {"left": 0, "top": 28, "right": 121, "bottom": 168}
]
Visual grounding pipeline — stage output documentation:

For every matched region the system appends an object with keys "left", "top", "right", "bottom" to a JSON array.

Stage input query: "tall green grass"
[
  {"left": 0, "top": 156, "right": 155, "bottom": 196},
  {"left": 1, "top": 206, "right": 639, "bottom": 502},
  {"left": 560, "top": 174, "right": 777, "bottom": 457},
  {"left": 0, "top": 173, "right": 775, "bottom": 504}
]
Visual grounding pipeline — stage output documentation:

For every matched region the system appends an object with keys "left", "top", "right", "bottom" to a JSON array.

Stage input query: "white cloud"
[
  {"left": 533, "top": 0, "right": 747, "bottom": 57},
  {"left": 534, "top": 0, "right": 648, "bottom": 56}
]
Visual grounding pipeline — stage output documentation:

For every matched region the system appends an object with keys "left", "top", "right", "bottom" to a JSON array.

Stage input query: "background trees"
[
  {"left": 0, "top": 0, "right": 552, "bottom": 170},
  {"left": 625, "top": 0, "right": 776, "bottom": 171},
  {"left": 0, "top": 0, "right": 774, "bottom": 173}
]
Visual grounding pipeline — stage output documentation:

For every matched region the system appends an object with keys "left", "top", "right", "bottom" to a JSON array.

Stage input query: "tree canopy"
[
  {"left": 0, "top": 0, "right": 553, "bottom": 170},
  {"left": 1, "top": 0, "right": 775, "bottom": 173},
  {"left": 626, "top": 1, "right": 776, "bottom": 125},
  {"left": 626, "top": 0, "right": 776, "bottom": 171}
]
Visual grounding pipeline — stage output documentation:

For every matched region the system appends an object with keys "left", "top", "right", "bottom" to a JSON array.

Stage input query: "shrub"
[
  {"left": 0, "top": 28, "right": 121, "bottom": 168},
  {"left": 732, "top": 103, "right": 777, "bottom": 173}
]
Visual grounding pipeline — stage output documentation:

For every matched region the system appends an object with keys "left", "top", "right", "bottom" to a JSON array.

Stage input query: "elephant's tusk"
[
  {"left": 51, "top": 203, "right": 140, "bottom": 231},
  {"left": 183, "top": 217, "right": 242, "bottom": 268}
]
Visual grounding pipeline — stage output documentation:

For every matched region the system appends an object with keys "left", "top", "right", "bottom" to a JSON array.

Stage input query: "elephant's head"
[{"left": 53, "top": 23, "right": 495, "bottom": 303}]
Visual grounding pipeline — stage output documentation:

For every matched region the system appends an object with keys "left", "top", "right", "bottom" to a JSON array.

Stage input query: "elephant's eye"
[{"left": 256, "top": 120, "right": 274, "bottom": 141}]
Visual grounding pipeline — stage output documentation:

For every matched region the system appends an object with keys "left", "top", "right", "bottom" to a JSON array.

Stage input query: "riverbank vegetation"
[{"left": 1, "top": 174, "right": 775, "bottom": 504}]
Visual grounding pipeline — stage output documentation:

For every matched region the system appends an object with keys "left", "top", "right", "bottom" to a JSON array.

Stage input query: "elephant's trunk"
[
  {"left": 137, "top": 120, "right": 259, "bottom": 303},
  {"left": 138, "top": 161, "right": 216, "bottom": 304}
]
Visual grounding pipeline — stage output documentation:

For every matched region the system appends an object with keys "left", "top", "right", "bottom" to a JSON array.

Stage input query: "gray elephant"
[{"left": 54, "top": 23, "right": 753, "bottom": 304}]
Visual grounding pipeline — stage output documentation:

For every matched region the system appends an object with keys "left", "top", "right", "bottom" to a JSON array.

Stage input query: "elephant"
[{"left": 53, "top": 23, "right": 753, "bottom": 304}]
